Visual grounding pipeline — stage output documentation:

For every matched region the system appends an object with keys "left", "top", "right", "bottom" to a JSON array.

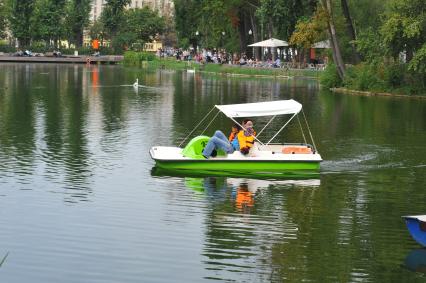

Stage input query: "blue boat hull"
[{"left": 405, "top": 217, "right": 426, "bottom": 247}]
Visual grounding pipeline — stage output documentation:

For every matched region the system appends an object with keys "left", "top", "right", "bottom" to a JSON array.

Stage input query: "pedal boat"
[
  {"left": 150, "top": 100, "right": 322, "bottom": 176},
  {"left": 403, "top": 215, "right": 426, "bottom": 247}
]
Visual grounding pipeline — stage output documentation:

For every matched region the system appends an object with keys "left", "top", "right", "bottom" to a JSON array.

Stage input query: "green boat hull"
[
  {"left": 151, "top": 166, "right": 320, "bottom": 180},
  {"left": 154, "top": 159, "right": 320, "bottom": 175}
]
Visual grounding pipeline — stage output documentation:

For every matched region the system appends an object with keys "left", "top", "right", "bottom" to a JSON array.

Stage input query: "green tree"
[
  {"left": 0, "top": 0, "right": 8, "bottom": 39},
  {"left": 125, "top": 7, "right": 165, "bottom": 44},
  {"left": 113, "top": 7, "right": 165, "bottom": 51},
  {"left": 174, "top": 0, "right": 200, "bottom": 48},
  {"left": 381, "top": 0, "right": 426, "bottom": 73},
  {"left": 65, "top": 0, "right": 92, "bottom": 47},
  {"left": 257, "top": 0, "right": 317, "bottom": 41},
  {"left": 100, "top": 0, "right": 131, "bottom": 38},
  {"left": 8, "top": 0, "right": 35, "bottom": 47},
  {"left": 31, "top": 0, "right": 67, "bottom": 47},
  {"left": 100, "top": 0, "right": 131, "bottom": 52}
]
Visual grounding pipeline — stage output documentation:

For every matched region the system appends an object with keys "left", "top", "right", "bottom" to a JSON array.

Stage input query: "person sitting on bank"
[{"left": 238, "top": 119, "right": 256, "bottom": 155}]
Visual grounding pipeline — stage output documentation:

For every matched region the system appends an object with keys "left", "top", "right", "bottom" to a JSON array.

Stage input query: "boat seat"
[
  {"left": 282, "top": 145, "right": 313, "bottom": 154},
  {"left": 182, "top": 135, "right": 226, "bottom": 159},
  {"left": 182, "top": 136, "right": 210, "bottom": 159}
]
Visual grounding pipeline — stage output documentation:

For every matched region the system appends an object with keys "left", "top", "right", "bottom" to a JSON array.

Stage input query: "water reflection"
[
  {"left": 152, "top": 168, "right": 320, "bottom": 281},
  {"left": 404, "top": 249, "right": 426, "bottom": 274},
  {"left": 0, "top": 63, "right": 425, "bottom": 282},
  {"left": 0, "top": 64, "right": 176, "bottom": 203}
]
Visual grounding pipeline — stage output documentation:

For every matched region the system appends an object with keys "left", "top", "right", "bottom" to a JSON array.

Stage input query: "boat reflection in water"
[
  {"left": 151, "top": 166, "right": 320, "bottom": 213},
  {"left": 404, "top": 249, "right": 426, "bottom": 274},
  {"left": 151, "top": 166, "right": 320, "bottom": 182},
  {"left": 151, "top": 166, "right": 320, "bottom": 281}
]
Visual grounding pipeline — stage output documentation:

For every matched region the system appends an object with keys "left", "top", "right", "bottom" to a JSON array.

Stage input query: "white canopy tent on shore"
[
  {"left": 248, "top": 38, "right": 289, "bottom": 60},
  {"left": 248, "top": 38, "right": 289, "bottom": 48}
]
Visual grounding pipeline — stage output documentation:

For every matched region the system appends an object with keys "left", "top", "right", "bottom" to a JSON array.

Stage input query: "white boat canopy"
[
  {"left": 179, "top": 99, "right": 316, "bottom": 150},
  {"left": 215, "top": 99, "right": 302, "bottom": 118}
]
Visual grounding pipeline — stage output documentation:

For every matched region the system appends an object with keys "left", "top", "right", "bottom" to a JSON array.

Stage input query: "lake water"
[{"left": 0, "top": 63, "right": 425, "bottom": 282}]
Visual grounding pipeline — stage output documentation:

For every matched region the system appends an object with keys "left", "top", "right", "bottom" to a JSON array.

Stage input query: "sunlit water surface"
[{"left": 0, "top": 63, "right": 425, "bottom": 282}]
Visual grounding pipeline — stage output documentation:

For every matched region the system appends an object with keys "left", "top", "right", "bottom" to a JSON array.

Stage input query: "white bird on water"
[{"left": 133, "top": 78, "right": 139, "bottom": 88}]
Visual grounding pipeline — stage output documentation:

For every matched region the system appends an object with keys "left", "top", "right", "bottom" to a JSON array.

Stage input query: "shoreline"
[
  {"left": 330, "top": 87, "right": 426, "bottom": 99},
  {"left": 0, "top": 55, "right": 123, "bottom": 64}
]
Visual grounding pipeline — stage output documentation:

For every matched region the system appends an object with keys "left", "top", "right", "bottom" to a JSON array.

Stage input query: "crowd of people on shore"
[{"left": 156, "top": 47, "right": 328, "bottom": 70}]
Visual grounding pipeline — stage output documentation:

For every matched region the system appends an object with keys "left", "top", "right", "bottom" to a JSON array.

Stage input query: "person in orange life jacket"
[
  {"left": 238, "top": 119, "right": 256, "bottom": 155},
  {"left": 228, "top": 123, "right": 241, "bottom": 151}
]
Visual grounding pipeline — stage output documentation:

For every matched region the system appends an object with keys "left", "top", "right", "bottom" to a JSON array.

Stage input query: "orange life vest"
[
  {"left": 237, "top": 130, "right": 256, "bottom": 149},
  {"left": 228, "top": 131, "right": 238, "bottom": 142}
]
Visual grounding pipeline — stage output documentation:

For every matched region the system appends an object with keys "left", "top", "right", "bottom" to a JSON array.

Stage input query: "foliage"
[
  {"left": 408, "top": 44, "right": 426, "bottom": 74},
  {"left": 100, "top": 0, "right": 131, "bottom": 37},
  {"left": 379, "top": 0, "right": 426, "bottom": 78},
  {"left": 381, "top": 0, "right": 426, "bottom": 60},
  {"left": 290, "top": 7, "right": 328, "bottom": 49},
  {"left": 100, "top": 2, "right": 165, "bottom": 53},
  {"left": 174, "top": 0, "right": 200, "bottom": 48},
  {"left": 257, "top": 0, "right": 317, "bottom": 40},
  {"left": 123, "top": 51, "right": 156, "bottom": 65},
  {"left": 0, "top": 42, "right": 15, "bottom": 53},
  {"left": 65, "top": 0, "right": 92, "bottom": 47},
  {"left": 341, "top": 62, "right": 425, "bottom": 95},
  {"left": 320, "top": 63, "right": 342, "bottom": 88},
  {"left": 123, "top": 7, "right": 165, "bottom": 45},
  {"left": 343, "top": 63, "right": 384, "bottom": 91},
  {"left": 8, "top": 0, "right": 35, "bottom": 47},
  {"left": 0, "top": 0, "right": 8, "bottom": 39},
  {"left": 355, "top": 28, "right": 384, "bottom": 63},
  {"left": 348, "top": 0, "right": 387, "bottom": 31},
  {"left": 30, "top": 0, "right": 67, "bottom": 46},
  {"left": 174, "top": 0, "right": 255, "bottom": 52}
]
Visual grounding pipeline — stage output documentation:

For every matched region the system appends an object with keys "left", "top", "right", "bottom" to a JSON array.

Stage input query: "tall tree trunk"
[
  {"left": 340, "top": 0, "right": 361, "bottom": 63},
  {"left": 249, "top": 12, "right": 259, "bottom": 60},
  {"left": 238, "top": 10, "right": 248, "bottom": 54},
  {"left": 321, "top": 0, "right": 345, "bottom": 80},
  {"left": 76, "top": 30, "right": 83, "bottom": 47}
]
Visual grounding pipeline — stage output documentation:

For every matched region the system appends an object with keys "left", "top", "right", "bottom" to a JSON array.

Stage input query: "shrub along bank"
[{"left": 320, "top": 63, "right": 426, "bottom": 96}]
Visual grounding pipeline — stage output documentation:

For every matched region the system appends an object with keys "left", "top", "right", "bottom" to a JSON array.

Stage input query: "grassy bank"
[{"left": 123, "top": 53, "right": 321, "bottom": 78}]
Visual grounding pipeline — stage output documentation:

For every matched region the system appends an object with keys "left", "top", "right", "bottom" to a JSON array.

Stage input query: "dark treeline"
[{"left": 0, "top": 0, "right": 165, "bottom": 53}]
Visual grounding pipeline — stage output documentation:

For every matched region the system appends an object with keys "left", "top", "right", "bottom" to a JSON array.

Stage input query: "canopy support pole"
[
  {"left": 266, "top": 113, "right": 298, "bottom": 145},
  {"left": 302, "top": 109, "right": 317, "bottom": 152},
  {"left": 256, "top": 115, "right": 276, "bottom": 139},
  {"left": 178, "top": 106, "right": 216, "bottom": 147},
  {"left": 297, "top": 115, "right": 307, "bottom": 144}
]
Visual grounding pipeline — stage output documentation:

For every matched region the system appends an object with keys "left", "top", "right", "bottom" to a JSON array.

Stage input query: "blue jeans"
[{"left": 202, "top": 130, "right": 234, "bottom": 157}]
